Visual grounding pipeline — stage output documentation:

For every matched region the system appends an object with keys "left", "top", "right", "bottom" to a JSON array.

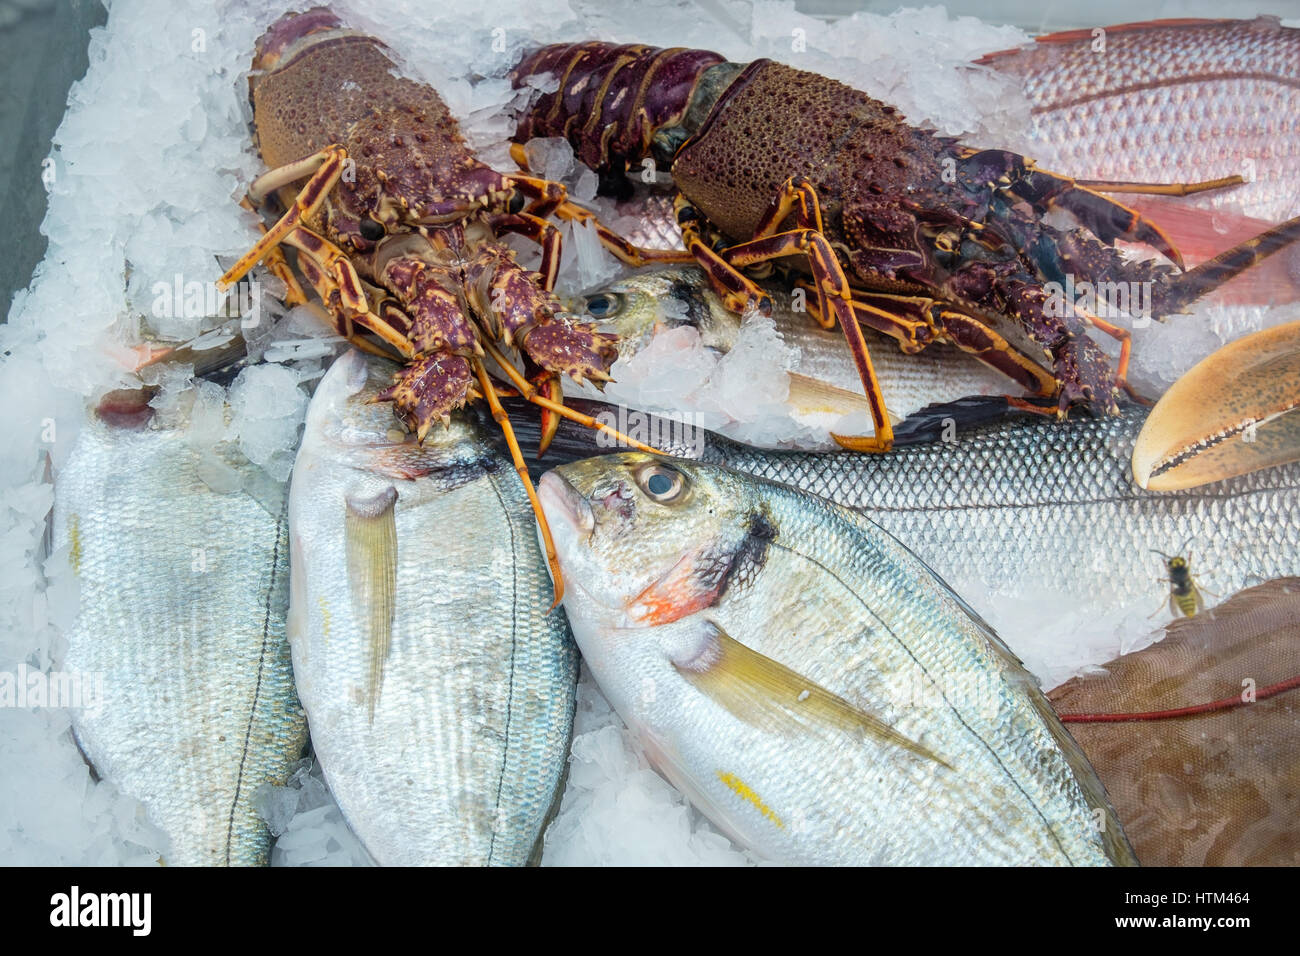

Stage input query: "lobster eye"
[
  {"left": 359, "top": 216, "right": 386, "bottom": 241},
  {"left": 506, "top": 190, "right": 526, "bottom": 214},
  {"left": 583, "top": 292, "right": 623, "bottom": 320},
  {"left": 635, "top": 463, "right": 686, "bottom": 503}
]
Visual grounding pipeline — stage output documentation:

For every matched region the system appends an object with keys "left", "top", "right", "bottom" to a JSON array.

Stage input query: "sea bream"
[
  {"left": 288, "top": 350, "right": 577, "bottom": 865},
  {"left": 54, "top": 391, "right": 307, "bottom": 866},
  {"left": 567, "top": 266, "right": 1009, "bottom": 451},
  {"left": 539, "top": 454, "right": 1137, "bottom": 865}
]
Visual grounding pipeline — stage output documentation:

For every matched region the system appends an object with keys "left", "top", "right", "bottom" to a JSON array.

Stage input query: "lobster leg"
[
  {"left": 1012, "top": 169, "right": 1184, "bottom": 268},
  {"left": 293, "top": 257, "right": 396, "bottom": 361},
  {"left": 471, "top": 355, "right": 566, "bottom": 609},
  {"left": 530, "top": 369, "right": 565, "bottom": 457},
  {"left": 1155, "top": 214, "right": 1300, "bottom": 314},
  {"left": 557, "top": 202, "right": 699, "bottom": 267},
  {"left": 1075, "top": 175, "right": 1244, "bottom": 197},
  {"left": 237, "top": 197, "right": 308, "bottom": 306},
  {"left": 798, "top": 282, "right": 934, "bottom": 352},
  {"left": 676, "top": 195, "right": 773, "bottom": 313},
  {"left": 961, "top": 149, "right": 1187, "bottom": 268},
  {"left": 935, "top": 309, "right": 1059, "bottom": 397},
  {"left": 284, "top": 225, "right": 415, "bottom": 359},
  {"left": 799, "top": 281, "right": 1058, "bottom": 398},
  {"left": 750, "top": 175, "right": 825, "bottom": 238},
  {"left": 1081, "top": 311, "right": 1133, "bottom": 393},
  {"left": 479, "top": 339, "right": 666, "bottom": 456},
  {"left": 218, "top": 144, "right": 349, "bottom": 291},
  {"left": 505, "top": 170, "right": 567, "bottom": 218},
  {"left": 719, "top": 177, "right": 894, "bottom": 452},
  {"left": 490, "top": 212, "right": 564, "bottom": 291}
]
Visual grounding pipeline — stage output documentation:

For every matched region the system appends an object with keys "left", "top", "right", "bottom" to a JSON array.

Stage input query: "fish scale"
[
  {"left": 55, "top": 407, "right": 307, "bottom": 866},
  {"left": 715, "top": 491, "right": 1102, "bottom": 864},
  {"left": 512, "top": 401, "right": 1300, "bottom": 633},
  {"left": 702, "top": 407, "right": 1300, "bottom": 606},
  {"left": 983, "top": 17, "right": 1300, "bottom": 223},
  {"left": 288, "top": 350, "right": 576, "bottom": 865},
  {"left": 541, "top": 455, "right": 1134, "bottom": 865}
]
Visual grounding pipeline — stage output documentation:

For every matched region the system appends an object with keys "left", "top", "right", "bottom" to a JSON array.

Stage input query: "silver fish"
[
  {"left": 702, "top": 406, "right": 1300, "bottom": 610},
  {"left": 288, "top": 350, "right": 577, "bottom": 865},
  {"left": 54, "top": 392, "right": 307, "bottom": 866},
  {"left": 539, "top": 455, "right": 1136, "bottom": 865},
  {"left": 514, "top": 401, "right": 1300, "bottom": 619},
  {"left": 569, "top": 266, "right": 1009, "bottom": 450}
]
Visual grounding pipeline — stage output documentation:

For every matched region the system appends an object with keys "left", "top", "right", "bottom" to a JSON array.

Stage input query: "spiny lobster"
[
  {"left": 510, "top": 42, "right": 1300, "bottom": 451},
  {"left": 216, "top": 10, "right": 684, "bottom": 601}
]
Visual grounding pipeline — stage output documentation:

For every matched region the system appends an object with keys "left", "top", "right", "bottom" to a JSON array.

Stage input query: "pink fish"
[{"left": 980, "top": 16, "right": 1300, "bottom": 304}]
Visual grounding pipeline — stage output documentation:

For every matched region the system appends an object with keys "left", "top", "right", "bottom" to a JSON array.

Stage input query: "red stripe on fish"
[{"left": 973, "top": 18, "right": 1231, "bottom": 65}]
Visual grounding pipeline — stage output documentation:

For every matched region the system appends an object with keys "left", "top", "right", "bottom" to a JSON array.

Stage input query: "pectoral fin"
[
  {"left": 672, "top": 622, "right": 949, "bottom": 768},
  {"left": 786, "top": 372, "right": 900, "bottom": 425},
  {"left": 345, "top": 485, "right": 398, "bottom": 722}
]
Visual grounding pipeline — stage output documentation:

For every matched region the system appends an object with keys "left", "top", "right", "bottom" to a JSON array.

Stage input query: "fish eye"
[
  {"left": 583, "top": 292, "right": 623, "bottom": 320},
  {"left": 359, "top": 215, "right": 386, "bottom": 241},
  {"left": 635, "top": 462, "right": 686, "bottom": 503}
]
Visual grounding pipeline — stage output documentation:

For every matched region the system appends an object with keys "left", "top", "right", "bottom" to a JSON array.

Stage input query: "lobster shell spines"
[{"left": 672, "top": 59, "right": 951, "bottom": 242}]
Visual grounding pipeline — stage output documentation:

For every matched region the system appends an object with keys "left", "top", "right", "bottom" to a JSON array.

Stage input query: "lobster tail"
[{"left": 510, "top": 42, "right": 725, "bottom": 175}]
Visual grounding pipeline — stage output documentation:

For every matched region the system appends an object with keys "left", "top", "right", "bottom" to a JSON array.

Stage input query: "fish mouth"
[
  {"left": 1132, "top": 320, "right": 1300, "bottom": 491},
  {"left": 538, "top": 470, "right": 607, "bottom": 608},
  {"left": 538, "top": 470, "right": 595, "bottom": 540}
]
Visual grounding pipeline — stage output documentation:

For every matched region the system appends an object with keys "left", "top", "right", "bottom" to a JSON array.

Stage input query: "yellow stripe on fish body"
[
  {"left": 717, "top": 771, "right": 784, "bottom": 829},
  {"left": 318, "top": 595, "right": 332, "bottom": 641},
  {"left": 68, "top": 513, "right": 82, "bottom": 574}
]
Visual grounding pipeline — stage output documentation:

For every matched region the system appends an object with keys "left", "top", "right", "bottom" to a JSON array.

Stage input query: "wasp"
[{"left": 1150, "top": 545, "right": 1213, "bottom": 618}]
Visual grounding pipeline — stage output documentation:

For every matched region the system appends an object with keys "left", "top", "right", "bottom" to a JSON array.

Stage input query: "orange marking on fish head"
[{"left": 626, "top": 544, "right": 731, "bottom": 626}]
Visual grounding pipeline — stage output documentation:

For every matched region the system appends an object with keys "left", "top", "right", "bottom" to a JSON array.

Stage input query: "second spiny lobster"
[{"left": 510, "top": 42, "right": 1300, "bottom": 451}]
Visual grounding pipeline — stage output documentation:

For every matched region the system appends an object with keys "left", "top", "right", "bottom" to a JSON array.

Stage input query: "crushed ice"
[{"left": 3, "top": 0, "right": 1294, "bottom": 867}]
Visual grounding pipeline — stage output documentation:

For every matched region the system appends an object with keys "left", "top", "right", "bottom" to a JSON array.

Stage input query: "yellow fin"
[
  {"left": 674, "top": 622, "right": 949, "bottom": 768},
  {"left": 345, "top": 486, "right": 398, "bottom": 722},
  {"left": 786, "top": 372, "right": 900, "bottom": 425}
]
